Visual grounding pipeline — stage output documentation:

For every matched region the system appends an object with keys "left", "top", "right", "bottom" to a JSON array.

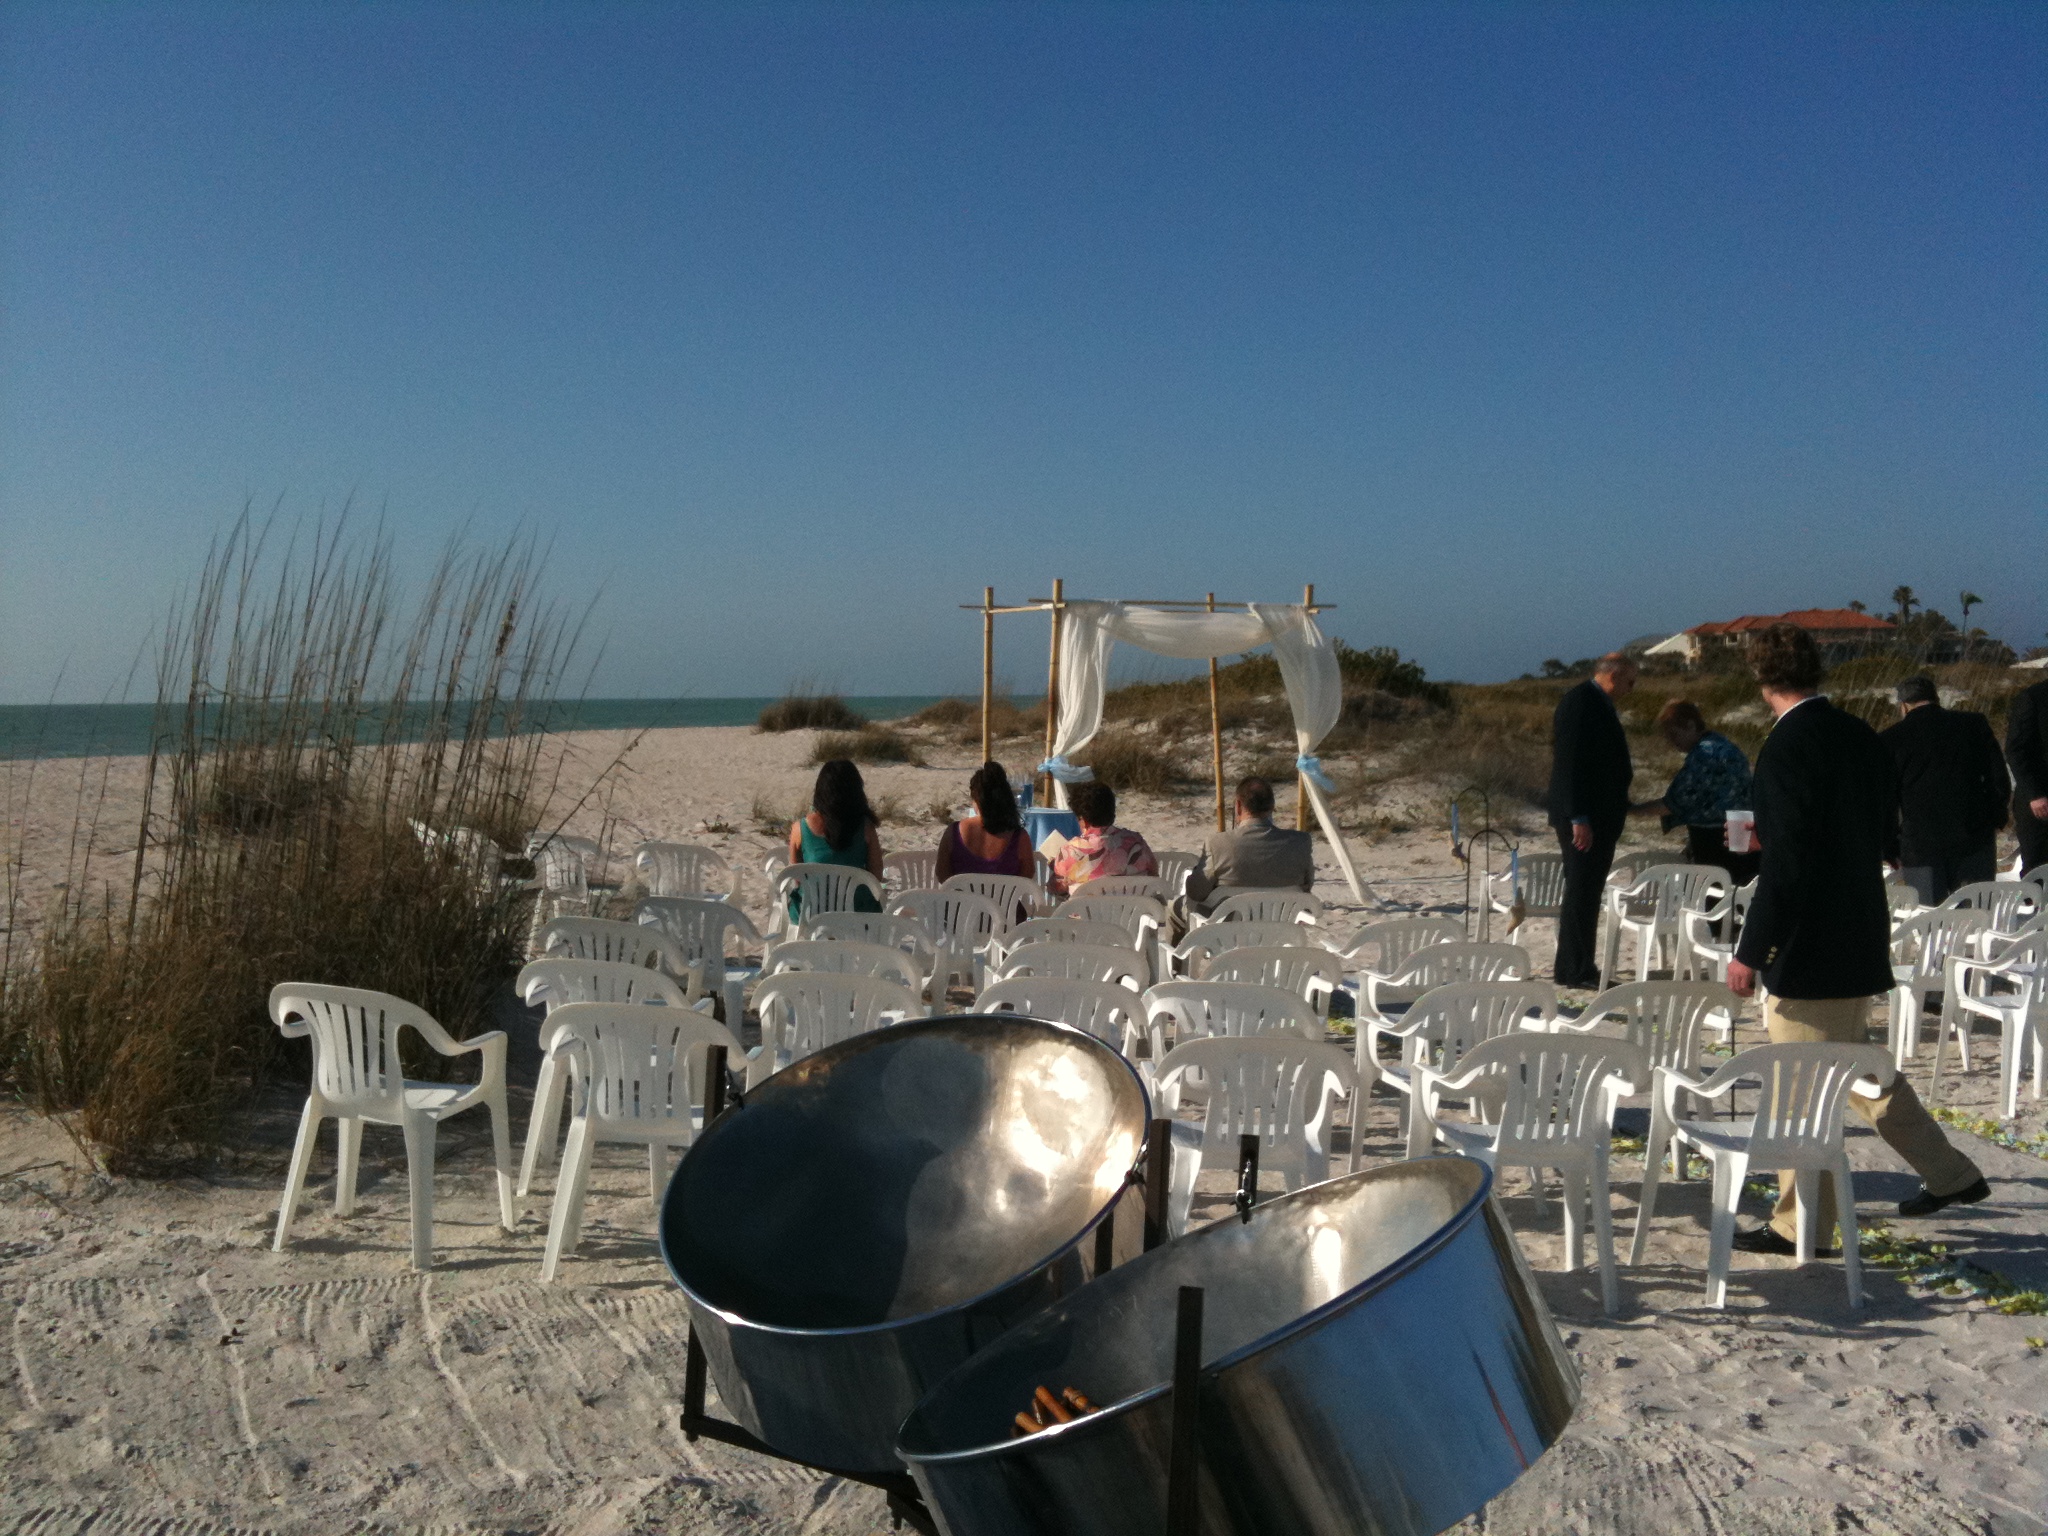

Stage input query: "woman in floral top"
[
  {"left": 1048, "top": 781, "right": 1158, "bottom": 898},
  {"left": 1631, "top": 698, "right": 1759, "bottom": 881}
]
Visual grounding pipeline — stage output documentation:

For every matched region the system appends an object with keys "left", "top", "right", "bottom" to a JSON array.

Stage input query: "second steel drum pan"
[
  {"left": 658, "top": 1015, "right": 1148, "bottom": 1475},
  {"left": 897, "top": 1157, "right": 1579, "bottom": 1536}
]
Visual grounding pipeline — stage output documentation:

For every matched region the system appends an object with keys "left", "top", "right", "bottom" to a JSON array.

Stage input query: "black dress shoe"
[
  {"left": 1730, "top": 1225, "right": 1839, "bottom": 1258},
  {"left": 1898, "top": 1177, "right": 1991, "bottom": 1218}
]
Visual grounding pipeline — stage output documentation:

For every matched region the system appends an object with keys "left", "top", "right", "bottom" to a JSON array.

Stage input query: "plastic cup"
[{"left": 1725, "top": 809, "right": 1755, "bottom": 853}]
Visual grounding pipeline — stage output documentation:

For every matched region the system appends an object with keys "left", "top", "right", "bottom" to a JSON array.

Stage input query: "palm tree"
[
  {"left": 1847, "top": 599, "right": 1867, "bottom": 614},
  {"left": 1960, "top": 591, "right": 1984, "bottom": 623},
  {"left": 1891, "top": 585, "right": 1918, "bottom": 622}
]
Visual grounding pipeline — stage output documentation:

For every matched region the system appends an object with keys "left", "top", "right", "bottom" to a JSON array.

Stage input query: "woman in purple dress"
[{"left": 935, "top": 762, "right": 1035, "bottom": 882}]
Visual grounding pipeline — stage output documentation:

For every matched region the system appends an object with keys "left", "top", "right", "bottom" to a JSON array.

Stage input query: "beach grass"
[
  {"left": 809, "top": 725, "right": 923, "bottom": 766},
  {"left": 758, "top": 690, "right": 866, "bottom": 733},
  {"left": 0, "top": 512, "right": 584, "bottom": 1169}
]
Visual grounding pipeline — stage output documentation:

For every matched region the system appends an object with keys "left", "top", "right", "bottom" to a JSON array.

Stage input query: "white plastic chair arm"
[{"left": 1653, "top": 1062, "right": 1734, "bottom": 1122}]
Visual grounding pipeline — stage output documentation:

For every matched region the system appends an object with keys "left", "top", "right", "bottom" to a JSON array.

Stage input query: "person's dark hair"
[
  {"left": 1656, "top": 699, "right": 1706, "bottom": 735},
  {"left": 1235, "top": 776, "right": 1276, "bottom": 817},
  {"left": 811, "top": 759, "right": 875, "bottom": 847},
  {"left": 969, "top": 761, "right": 1021, "bottom": 836},
  {"left": 1067, "top": 780, "right": 1117, "bottom": 829},
  {"left": 1748, "top": 623, "right": 1825, "bottom": 693},
  {"left": 1894, "top": 674, "right": 1938, "bottom": 706}
]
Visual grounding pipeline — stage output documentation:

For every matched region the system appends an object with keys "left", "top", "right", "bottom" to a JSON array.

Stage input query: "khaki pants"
[{"left": 1763, "top": 994, "right": 1981, "bottom": 1242}]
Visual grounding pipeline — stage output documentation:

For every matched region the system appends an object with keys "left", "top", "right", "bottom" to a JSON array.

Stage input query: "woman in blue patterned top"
[{"left": 1630, "top": 699, "right": 1760, "bottom": 881}]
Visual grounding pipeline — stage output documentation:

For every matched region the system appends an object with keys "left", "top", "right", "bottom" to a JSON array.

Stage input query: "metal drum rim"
[
  {"left": 657, "top": 1012, "right": 1152, "bottom": 1341},
  {"left": 897, "top": 1155, "right": 1495, "bottom": 1468}
]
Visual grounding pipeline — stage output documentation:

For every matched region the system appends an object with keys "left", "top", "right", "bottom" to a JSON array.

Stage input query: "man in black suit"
[
  {"left": 2008, "top": 677, "right": 2048, "bottom": 874},
  {"left": 1727, "top": 626, "right": 1987, "bottom": 1256},
  {"left": 1880, "top": 675, "right": 2011, "bottom": 904},
  {"left": 1547, "top": 653, "right": 1636, "bottom": 988}
]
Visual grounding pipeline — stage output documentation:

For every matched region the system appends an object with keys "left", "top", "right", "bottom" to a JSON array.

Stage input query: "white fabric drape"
[{"left": 1039, "top": 600, "right": 1363, "bottom": 900}]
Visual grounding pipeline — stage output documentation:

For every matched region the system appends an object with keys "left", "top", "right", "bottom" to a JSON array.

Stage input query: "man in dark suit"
[
  {"left": 1547, "top": 653, "right": 1636, "bottom": 988},
  {"left": 2008, "top": 677, "right": 2048, "bottom": 874},
  {"left": 1880, "top": 675, "right": 2010, "bottom": 904},
  {"left": 1727, "top": 626, "right": 1987, "bottom": 1256}
]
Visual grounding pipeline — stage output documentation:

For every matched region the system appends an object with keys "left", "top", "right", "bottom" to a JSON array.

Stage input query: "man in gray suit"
[{"left": 1183, "top": 776, "right": 1315, "bottom": 917}]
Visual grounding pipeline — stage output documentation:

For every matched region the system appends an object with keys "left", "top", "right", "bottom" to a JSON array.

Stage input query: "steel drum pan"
[
  {"left": 658, "top": 1015, "right": 1148, "bottom": 1475},
  {"left": 897, "top": 1157, "right": 1578, "bottom": 1536}
]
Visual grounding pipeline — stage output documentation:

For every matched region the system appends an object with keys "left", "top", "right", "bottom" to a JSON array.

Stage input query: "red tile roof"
[{"left": 1690, "top": 609, "right": 1895, "bottom": 637}]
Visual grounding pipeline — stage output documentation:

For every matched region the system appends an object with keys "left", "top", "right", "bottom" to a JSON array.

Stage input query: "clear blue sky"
[{"left": 3, "top": 2, "right": 2042, "bottom": 703}]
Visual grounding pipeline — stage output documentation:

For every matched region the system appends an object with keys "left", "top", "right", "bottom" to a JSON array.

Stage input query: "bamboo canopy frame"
[{"left": 958, "top": 584, "right": 1334, "bottom": 836}]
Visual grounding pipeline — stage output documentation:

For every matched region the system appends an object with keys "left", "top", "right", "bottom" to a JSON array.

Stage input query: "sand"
[{"left": 2, "top": 723, "right": 2045, "bottom": 1534}]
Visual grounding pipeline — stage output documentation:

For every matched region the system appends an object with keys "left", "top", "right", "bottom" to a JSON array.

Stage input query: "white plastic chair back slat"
[
  {"left": 1177, "top": 921, "right": 1322, "bottom": 977},
  {"left": 883, "top": 849, "right": 939, "bottom": 896},
  {"left": 1487, "top": 853, "right": 1569, "bottom": 919},
  {"left": 1199, "top": 945, "right": 1347, "bottom": 1014},
  {"left": 800, "top": 911, "right": 941, "bottom": 974},
  {"left": 1144, "top": 980, "right": 1322, "bottom": 1046},
  {"left": 1071, "top": 874, "right": 1169, "bottom": 902},
  {"left": 1000, "top": 916, "right": 1138, "bottom": 958},
  {"left": 1679, "top": 880, "right": 1756, "bottom": 986},
  {"left": 1943, "top": 880, "right": 2041, "bottom": 933},
  {"left": 517, "top": 958, "right": 692, "bottom": 1015},
  {"left": 1053, "top": 894, "right": 1165, "bottom": 947},
  {"left": 1552, "top": 980, "right": 1734, "bottom": 1079},
  {"left": 1152, "top": 1036, "right": 1358, "bottom": 1235},
  {"left": 539, "top": 916, "right": 685, "bottom": 973},
  {"left": 1935, "top": 927, "right": 2047, "bottom": 1114},
  {"left": 1336, "top": 917, "right": 1466, "bottom": 975},
  {"left": 1360, "top": 979, "right": 1557, "bottom": 1156},
  {"left": 941, "top": 873, "right": 1041, "bottom": 930},
  {"left": 764, "top": 939, "right": 926, "bottom": 994},
  {"left": 777, "top": 865, "right": 888, "bottom": 925},
  {"left": 997, "top": 942, "right": 1148, "bottom": 992},
  {"left": 750, "top": 972, "right": 922, "bottom": 1085},
  {"left": 1151, "top": 851, "right": 1200, "bottom": 898},
  {"left": 632, "top": 841, "right": 736, "bottom": 900},
  {"left": 1201, "top": 890, "right": 1322, "bottom": 927},
  {"left": 1356, "top": 941, "right": 1532, "bottom": 1028},
  {"left": 975, "top": 976, "right": 1142, "bottom": 1052}
]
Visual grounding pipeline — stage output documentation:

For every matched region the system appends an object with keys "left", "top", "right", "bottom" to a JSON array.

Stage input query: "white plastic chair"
[
  {"left": 1071, "top": 873, "right": 1169, "bottom": 902},
  {"left": 975, "top": 975, "right": 1144, "bottom": 1053},
  {"left": 1199, "top": 890, "right": 1323, "bottom": 928},
  {"left": 994, "top": 917, "right": 1140, "bottom": 968},
  {"left": 1352, "top": 941, "right": 1532, "bottom": 1035},
  {"left": 1888, "top": 908, "right": 1992, "bottom": 1068},
  {"left": 1200, "top": 944, "right": 1348, "bottom": 1018},
  {"left": 1143, "top": 981, "right": 1324, "bottom": 1100},
  {"left": 760, "top": 854, "right": 791, "bottom": 940},
  {"left": 890, "top": 888, "right": 1005, "bottom": 993},
  {"left": 1885, "top": 882, "right": 1928, "bottom": 927},
  {"left": 514, "top": 959, "right": 699, "bottom": 1196},
  {"left": 632, "top": 841, "right": 737, "bottom": 901},
  {"left": 538, "top": 916, "right": 688, "bottom": 974},
  {"left": 1153, "top": 1036, "right": 1358, "bottom": 1237},
  {"left": 1151, "top": 851, "right": 1200, "bottom": 899},
  {"left": 799, "top": 911, "right": 942, "bottom": 1000},
  {"left": 1600, "top": 865, "right": 1729, "bottom": 985},
  {"left": 748, "top": 972, "right": 922, "bottom": 1086},
  {"left": 996, "top": 941, "right": 1148, "bottom": 993},
  {"left": 777, "top": 864, "right": 888, "bottom": 927},
  {"left": 269, "top": 983, "right": 515, "bottom": 1270},
  {"left": 1362, "top": 980, "right": 1559, "bottom": 1156},
  {"left": 525, "top": 838, "right": 590, "bottom": 917},
  {"left": 1175, "top": 920, "right": 1322, "bottom": 979},
  {"left": 530, "top": 832, "right": 606, "bottom": 883},
  {"left": 1632, "top": 1043, "right": 1895, "bottom": 1307},
  {"left": 1053, "top": 893, "right": 1166, "bottom": 981},
  {"left": 763, "top": 938, "right": 928, "bottom": 996},
  {"left": 1331, "top": 916, "right": 1466, "bottom": 1001},
  {"left": 536, "top": 1001, "right": 743, "bottom": 1281},
  {"left": 1936, "top": 925, "right": 2046, "bottom": 1115},
  {"left": 883, "top": 848, "right": 939, "bottom": 896},
  {"left": 1551, "top": 980, "right": 1734, "bottom": 1163},
  {"left": 412, "top": 821, "right": 505, "bottom": 898},
  {"left": 1677, "top": 881, "right": 1756, "bottom": 1003},
  {"left": 1942, "top": 880, "right": 2041, "bottom": 934},
  {"left": 631, "top": 897, "right": 764, "bottom": 1025},
  {"left": 941, "top": 872, "right": 1042, "bottom": 931},
  {"left": 1486, "top": 853, "right": 1568, "bottom": 934},
  {"left": 1416, "top": 1034, "right": 1647, "bottom": 1314}
]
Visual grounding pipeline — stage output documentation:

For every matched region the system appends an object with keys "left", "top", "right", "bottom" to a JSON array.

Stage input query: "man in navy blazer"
[
  {"left": 1727, "top": 625, "right": 1987, "bottom": 1256},
  {"left": 1546, "top": 653, "right": 1637, "bottom": 988}
]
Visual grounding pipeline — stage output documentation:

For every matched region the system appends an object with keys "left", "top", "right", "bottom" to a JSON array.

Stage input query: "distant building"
[{"left": 1643, "top": 608, "right": 1897, "bottom": 667}]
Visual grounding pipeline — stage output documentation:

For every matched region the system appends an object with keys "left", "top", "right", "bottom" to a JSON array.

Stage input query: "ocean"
[{"left": 0, "top": 697, "right": 946, "bottom": 763}]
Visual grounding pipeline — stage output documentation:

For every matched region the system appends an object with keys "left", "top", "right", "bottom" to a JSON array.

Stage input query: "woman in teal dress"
[{"left": 786, "top": 758, "right": 887, "bottom": 923}]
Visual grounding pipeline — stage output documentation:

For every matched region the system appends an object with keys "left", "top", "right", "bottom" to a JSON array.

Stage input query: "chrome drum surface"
[
  {"left": 898, "top": 1157, "right": 1577, "bottom": 1536},
  {"left": 658, "top": 1015, "right": 1149, "bottom": 1474}
]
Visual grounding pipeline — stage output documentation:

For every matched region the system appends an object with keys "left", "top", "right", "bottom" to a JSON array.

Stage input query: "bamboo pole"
[
  {"left": 1207, "top": 593, "right": 1225, "bottom": 832},
  {"left": 1297, "top": 583, "right": 1314, "bottom": 832},
  {"left": 980, "top": 586, "right": 994, "bottom": 764},
  {"left": 1042, "top": 578, "right": 1063, "bottom": 804}
]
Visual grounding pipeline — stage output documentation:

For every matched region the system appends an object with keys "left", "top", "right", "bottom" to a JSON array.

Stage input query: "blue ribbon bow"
[
  {"left": 1036, "top": 756, "right": 1096, "bottom": 784},
  {"left": 1295, "top": 754, "right": 1335, "bottom": 793}
]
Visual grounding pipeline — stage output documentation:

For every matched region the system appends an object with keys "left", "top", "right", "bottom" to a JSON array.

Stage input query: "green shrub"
[
  {"left": 1077, "top": 732, "right": 1186, "bottom": 794},
  {"left": 810, "top": 726, "right": 923, "bottom": 765},
  {"left": 759, "top": 691, "right": 867, "bottom": 733}
]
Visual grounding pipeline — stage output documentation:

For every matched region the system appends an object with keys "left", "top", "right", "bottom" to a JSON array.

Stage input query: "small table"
[{"left": 1022, "top": 806, "right": 1080, "bottom": 850}]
